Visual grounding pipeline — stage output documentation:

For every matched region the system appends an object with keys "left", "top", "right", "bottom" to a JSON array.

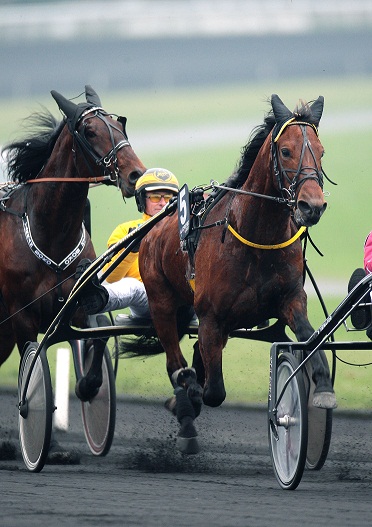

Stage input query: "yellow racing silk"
[{"left": 103, "top": 213, "right": 151, "bottom": 283}]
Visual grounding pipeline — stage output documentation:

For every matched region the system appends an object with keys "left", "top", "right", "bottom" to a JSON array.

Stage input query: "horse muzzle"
[
  {"left": 294, "top": 200, "right": 327, "bottom": 227},
  {"left": 119, "top": 169, "right": 144, "bottom": 198}
]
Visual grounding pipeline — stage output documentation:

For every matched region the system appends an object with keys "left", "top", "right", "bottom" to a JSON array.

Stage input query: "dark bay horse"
[
  {"left": 139, "top": 94, "right": 337, "bottom": 453},
  {"left": 0, "top": 86, "right": 146, "bottom": 399}
]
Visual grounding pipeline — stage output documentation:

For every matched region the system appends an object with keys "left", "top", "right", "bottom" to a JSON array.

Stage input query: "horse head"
[
  {"left": 51, "top": 85, "right": 146, "bottom": 198},
  {"left": 271, "top": 94, "right": 327, "bottom": 227}
]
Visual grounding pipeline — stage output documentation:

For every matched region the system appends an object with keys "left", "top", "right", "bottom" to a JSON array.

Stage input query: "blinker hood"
[{"left": 51, "top": 85, "right": 103, "bottom": 131}]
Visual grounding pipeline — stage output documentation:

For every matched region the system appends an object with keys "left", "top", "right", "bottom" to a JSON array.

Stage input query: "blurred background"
[
  {"left": 1, "top": 0, "right": 372, "bottom": 97},
  {"left": 1, "top": 0, "right": 372, "bottom": 406}
]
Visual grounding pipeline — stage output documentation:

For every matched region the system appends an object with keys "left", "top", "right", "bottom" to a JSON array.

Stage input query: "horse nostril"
[
  {"left": 298, "top": 200, "right": 327, "bottom": 220},
  {"left": 297, "top": 200, "right": 312, "bottom": 216},
  {"left": 128, "top": 171, "right": 142, "bottom": 185}
]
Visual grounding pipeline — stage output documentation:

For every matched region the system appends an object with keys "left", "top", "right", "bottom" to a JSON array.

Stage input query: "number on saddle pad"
[{"left": 178, "top": 184, "right": 190, "bottom": 241}]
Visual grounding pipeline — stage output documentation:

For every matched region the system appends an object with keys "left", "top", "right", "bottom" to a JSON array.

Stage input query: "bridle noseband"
[{"left": 271, "top": 120, "right": 324, "bottom": 207}]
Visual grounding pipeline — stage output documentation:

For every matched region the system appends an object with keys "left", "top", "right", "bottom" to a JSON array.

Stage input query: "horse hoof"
[
  {"left": 313, "top": 391, "right": 337, "bottom": 409},
  {"left": 47, "top": 440, "right": 81, "bottom": 465},
  {"left": 75, "top": 378, "right": 99, "bottom": 402},
  {"left": 176, "top": 436, "right": 200, "bottom": 455}
]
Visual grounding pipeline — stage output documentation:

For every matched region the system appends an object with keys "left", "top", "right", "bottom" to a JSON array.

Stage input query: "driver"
[
  {"left": 77, "top": 168, "right": 179, "bottom": 318},
  {"left": 348, "top": 231, "right": 372, "bottom": 336}
]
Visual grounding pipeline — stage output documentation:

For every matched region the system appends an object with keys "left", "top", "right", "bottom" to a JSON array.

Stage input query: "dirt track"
[{"left": 1, "top": 389, "right": 372, "bottom": 527}]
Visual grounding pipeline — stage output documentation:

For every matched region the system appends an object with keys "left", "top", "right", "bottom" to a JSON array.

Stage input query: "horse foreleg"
[{"left": 75, "top": 337, "right": 106, "bottom": 402}]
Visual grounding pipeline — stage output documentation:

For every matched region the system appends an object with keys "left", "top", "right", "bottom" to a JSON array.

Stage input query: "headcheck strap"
[
  {"left": 273, "top": 117, "right": 319, "bottom": 143},
  {"left": 227, "top": 224, "right": 306, "bottom": 249},
  {"left": 22, "top": 213, "right": 86, "bottom": 272}
]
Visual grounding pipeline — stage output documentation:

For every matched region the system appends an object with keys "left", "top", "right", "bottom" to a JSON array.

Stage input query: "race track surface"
[{"left": 1, "top": 389, "right": 372, "bottom": 527}]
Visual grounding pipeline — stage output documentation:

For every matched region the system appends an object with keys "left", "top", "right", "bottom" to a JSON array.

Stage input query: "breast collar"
[{"left": 22, "top": 213, "right": 86, "bottom": 273}]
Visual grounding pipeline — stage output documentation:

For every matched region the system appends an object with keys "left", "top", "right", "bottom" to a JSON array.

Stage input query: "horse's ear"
[
  {"left": 51, "top": 90, "right": 79, "bottom": 121},
  {"left": 310, "top": 96, "right": 324, "bottom": 127},
  {"left": 85, "top": 85, "right": 102, "bottom": 107},
  {"left": 271, "top": 94, "right": 293, "bottom": 123}
]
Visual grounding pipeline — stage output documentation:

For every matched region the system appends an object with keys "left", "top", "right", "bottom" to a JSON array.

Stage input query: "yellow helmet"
[{"left": 135, "top": 168, "right": 179, "bottom": 212}]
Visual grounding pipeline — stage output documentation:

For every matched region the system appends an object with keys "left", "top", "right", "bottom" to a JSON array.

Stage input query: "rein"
[
  {"left": 25, "top": 176, "right": 111, "bottom": 184},
  {"left": 209, "top": 180, "right": 287, "bottom": 204}
]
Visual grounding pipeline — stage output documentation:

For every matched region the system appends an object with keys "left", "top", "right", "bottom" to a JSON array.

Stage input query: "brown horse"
[
  {"left": 139, "top": 94, "right": 337, "bottom": 453},
  {"left": 0, "top": 85, "right": 146, "bottom": 394}
]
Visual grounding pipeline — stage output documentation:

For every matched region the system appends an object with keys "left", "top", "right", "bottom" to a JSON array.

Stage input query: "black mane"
[
  {"left": 226, "top": 99, "right": 318, "bottom": 189},
  {"left": 3, "top": 109, "right": 65, "bottom": 183}
]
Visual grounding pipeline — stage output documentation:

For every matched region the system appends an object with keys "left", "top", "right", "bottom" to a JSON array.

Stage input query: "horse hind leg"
[
  {"left": 311, "top": 350, "right": 337, "bottom": 409},
  {"left": 75, "top": 336, "right": 106, "bottom": 402},
  {"left": 293, "top": 315, "right": 337, "bottom": 409}
]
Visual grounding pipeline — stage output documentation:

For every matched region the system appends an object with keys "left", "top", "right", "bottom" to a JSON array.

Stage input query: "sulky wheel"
[
  {"left": 80, "top": 343, "right": 116, "bottom": 456},
  {"left": 268, "top": 352, "right": 308, "bottom": 490},
  {"left": 301, "top": 350, "right": 333, "bottom": 470},
  {"left": 18, "top": 342, "right": 53, "bottom": 472}
]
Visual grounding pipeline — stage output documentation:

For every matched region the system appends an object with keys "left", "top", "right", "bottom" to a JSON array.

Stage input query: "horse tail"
[
  {"left": 118, "top": 305, "right": 196, "bottom": 359},
  {"left": 118, "top": 333, "right": 163, "bottom": 358}
]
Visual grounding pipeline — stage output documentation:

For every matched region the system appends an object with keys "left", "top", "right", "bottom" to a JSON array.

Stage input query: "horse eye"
[
  {"left": 281, "top": 148, "right": 290, "bottom": 158},
  {"left": 84, "top": 128, "right": 96, "bottom": 139}
]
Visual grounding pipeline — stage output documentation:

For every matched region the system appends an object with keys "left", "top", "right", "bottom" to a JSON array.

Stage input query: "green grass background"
[{"left": 1, "top": 75, "right": 372, "bottom": 409}]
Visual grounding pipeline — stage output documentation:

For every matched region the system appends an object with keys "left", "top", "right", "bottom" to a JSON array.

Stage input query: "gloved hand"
[{"left": 128, "top": 227, "right": 142, "bottom": 253}]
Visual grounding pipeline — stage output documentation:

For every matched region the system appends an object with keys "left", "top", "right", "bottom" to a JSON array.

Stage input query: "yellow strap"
[
  {"left": 273, "top": 118, "right": 318, "bottom": 142},
  {"left": 227, "top": 224, "right": 306, "bottom": 249},
  {"left": 273, "top": 117, "right": 295, "bottom": 142}
]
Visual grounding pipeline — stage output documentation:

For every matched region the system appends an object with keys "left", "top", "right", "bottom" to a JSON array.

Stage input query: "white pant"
[{"left": 102, "top": 277, "right": 150, "bottom": 318}]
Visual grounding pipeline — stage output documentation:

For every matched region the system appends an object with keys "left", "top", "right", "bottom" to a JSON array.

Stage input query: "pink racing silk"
[{"left": 364, "top": 232, "right": 372, "bottom": 273}]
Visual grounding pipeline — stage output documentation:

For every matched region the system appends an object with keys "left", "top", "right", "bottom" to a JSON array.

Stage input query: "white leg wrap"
[{"left": 171, "top": 367, "right": 196, "bottom": 387}]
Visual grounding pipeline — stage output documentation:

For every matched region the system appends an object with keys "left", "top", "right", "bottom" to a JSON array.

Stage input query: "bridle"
[
  {"left": 208, "top": 120, "right": 328, "bottom": 211},
  {"left": 71, "top": 108, "right": 131, "bottom": 188},
  {"left": 26, "top": 107, "right": 131, "bottom": 188},
  {"left": 271, "top": 120, "right": 324, "bottom": 208}
]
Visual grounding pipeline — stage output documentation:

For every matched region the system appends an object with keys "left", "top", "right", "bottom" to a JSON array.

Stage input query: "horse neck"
[{"left": 27, "top": 130, "right": 89, "bottom": 251}]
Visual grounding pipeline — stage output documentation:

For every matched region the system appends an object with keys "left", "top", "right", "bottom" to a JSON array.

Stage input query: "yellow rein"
[{"left": 227, "top": 224, "right": 306, "bottom": 249}]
